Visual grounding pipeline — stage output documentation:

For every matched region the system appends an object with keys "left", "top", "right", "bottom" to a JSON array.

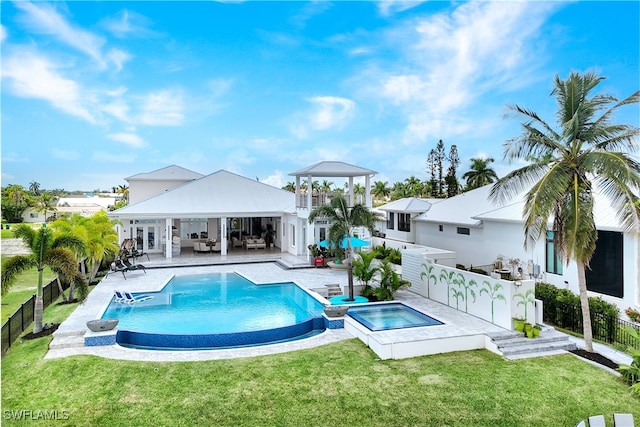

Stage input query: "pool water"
[
  {"left": 101, "top": 272, "right": 326, "bottom": 349},
  {"left": 347, "top": 303, "right": 443, "bottom": 331}
]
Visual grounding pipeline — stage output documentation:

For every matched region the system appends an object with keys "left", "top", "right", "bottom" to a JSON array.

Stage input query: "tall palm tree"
[
  {"left": 371, "top": 180, "right": 391, "bottom": 202},
  {"left": 463, "top": 157, "right": 499, "bottom": 190},
  {"left": 35, "top": 193, "right": 57, "bottom": 222},
  {"left": 282, "top": 182, "right": 296, "bottom": 193},
  {"left": 1, "top": 224, "right": 87, "bottom": 333},
  {"left": 490, "top": 71, "right": 640, "bottom": 353},
  {"left": 29, "top": 181, "right": 41, "bottom": 195},
  {"left": 308, "top": 195, "right": 382, "bottom": 301}
]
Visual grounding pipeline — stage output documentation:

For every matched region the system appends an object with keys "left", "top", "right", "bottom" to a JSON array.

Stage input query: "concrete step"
[
  {"left": 326, "top": 285, "right": 342, "bottom": 297},
  {"left": 49, "top": 333, "right": 85, "bottom": 349},
  {"left": 490, "top": 327, "right": 577, "bottom": 358}
]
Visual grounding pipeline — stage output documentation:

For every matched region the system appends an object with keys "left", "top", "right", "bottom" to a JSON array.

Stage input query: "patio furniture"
[
  {"left": 231, "top": 236, "right": 243, "bottom": 248},
  {"left": 614, "top": 413, "right": 635, "bottom": 427},
  {"left": 244, "top": 238, "right": 266, "bottom": 249},
  {"left": 122, "top": 291, "right": 154, "bottom": 303},
  {"left": 588, "top": 415, "right": 606, "bottom": 427},
  {"left": 122, "top": 258, "right": 146, "bottom": 273},
  {"left": 314, "top": 257, "right": 326, "bottom": 268}
]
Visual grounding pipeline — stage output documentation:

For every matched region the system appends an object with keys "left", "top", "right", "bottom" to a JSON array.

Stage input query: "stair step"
[
  {"left": 325, "top": 285, "right": 342, "bottom": 297},
  {"left": 500, "top": 341, "right": 577, "bottom": 356},
  {"left": 49, "top": 334, "right": 85, "bottom": 349}
]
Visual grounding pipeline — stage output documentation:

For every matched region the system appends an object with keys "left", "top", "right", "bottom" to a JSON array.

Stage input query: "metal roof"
[
  {"left": 110, "top": 170, "right": 295, "bottom": 219},
  {"left": 125, "top": 165, "right": 204, "bottom": 182},
  {"left": 288, "top": 161, "right": 377, "bottom": 177},
  {"left": 377, "top": 197, "right": 432, "bottom": 213}
]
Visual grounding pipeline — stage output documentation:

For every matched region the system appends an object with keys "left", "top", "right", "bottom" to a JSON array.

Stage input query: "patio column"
[
  {"left": 220, "top": 216, "right": 228, "bottom": 255},
  {"left": 295, "top": 176, "right": 301, "bottom": 208},
  {"left": 165, "top": 218, "right": 172, "bottom": 259},
  {"left": 365, "top": 174, "right": 372, "bottom": 208},
  {"left": 306, "top": 173, "right": 312, "bottom": 211},
  {"left": 348, "top": 177, "right": 354, "bottom": 206}
]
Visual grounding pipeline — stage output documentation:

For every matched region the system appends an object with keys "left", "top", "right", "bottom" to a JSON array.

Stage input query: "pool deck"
[{"left": 46, "top": 253, "right": 627, "bottom": 363}]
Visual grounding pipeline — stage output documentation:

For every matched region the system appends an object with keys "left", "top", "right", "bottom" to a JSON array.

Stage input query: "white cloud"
[
  {"left": 377, "top": 1, "right": 426, "bottom": 17},
  {"left": 107, "top": 133, "right": 147, "bottom": 148},
  {"left": 0, "top": 25, "right": 7, "bottom": 43},
  {"left": 100, "top": 9, "right": 158, "bottom": 38},
  {"left": 15, "top": 2, "right": 131, "bottom": 72},
  {"left": 261, "top": 170, "right": 286, "bottom": 188},
  {"left": 362, "top": 1, "right": 558, "bottom": 145},
  {"left": 308, "top": 96, "right": 356, "bottom": 130},
  {"left": 136, "top": 90, "right": 185, "bottom": 126},
  {"left": 1, "top": 52, "right": 97, "bottom": 123}
]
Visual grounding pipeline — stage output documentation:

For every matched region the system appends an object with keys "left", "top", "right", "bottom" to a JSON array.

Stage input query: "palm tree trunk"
[
  {"left": 34, "top": 269, "right": 44, "bottom": 334},
  {"left": 577, "top": 262, "right": 594, "bottom": 352},
  {"left": 347, "top": 260, "right": 355, "bottom": 301},
  {"left": 56, "top": 277, "right": 69, "bottom": 303},
  {"left": 88, "top": 262, "right": 100, "bottom": 284}
]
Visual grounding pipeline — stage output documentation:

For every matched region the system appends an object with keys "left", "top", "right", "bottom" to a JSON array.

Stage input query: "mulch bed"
[
  {"left": 570, "top": 349, "right": 619, "bottom": 370},
  {"left": 22, "top": 323, "right": 60, "bottom": 340}
]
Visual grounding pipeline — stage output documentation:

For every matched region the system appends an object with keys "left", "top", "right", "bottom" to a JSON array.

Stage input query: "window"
[
  {"left": 180, "top": 219, "right": 207, "bottom": 240},
  {"left": 545, "top": 231, "right": 563, "bottom": 275},
  {"left": 586, "top": 231, "right": 623, "bottom": 298},
  {"left": 290, "top": 224, "right": 296, "bottom": 247},
  {"left": 456, "top": 227, "right": 470, "bottom": 235},
  {"left": 387, "top": 212, "right": 395, "bottom": 230},
  {"left": 438, "top": 225, "right": 444, "bottom": 232},
  {"left": 398, "top": 213, "right": 410, "bottom": 232},
  {"left": 29, "top": 213, "right": 38, "bottom": 218}
]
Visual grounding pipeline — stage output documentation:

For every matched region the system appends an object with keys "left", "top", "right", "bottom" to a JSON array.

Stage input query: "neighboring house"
[
  {"left": 108, "top": 161, "right": 377, "bottom": 258},
  {"left": 22, "top": 196, "right": 116, "bottom": 223},
  {"left": 410, "top": 184, "right": 639, "bottom": 314},
  {"left": 375, "top": 197, "right": 433, "bottom": 243}
]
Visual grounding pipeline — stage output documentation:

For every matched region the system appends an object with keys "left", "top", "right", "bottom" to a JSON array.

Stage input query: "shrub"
[{"left": 626, "top": 307, "right": 640, "bottom": 323}]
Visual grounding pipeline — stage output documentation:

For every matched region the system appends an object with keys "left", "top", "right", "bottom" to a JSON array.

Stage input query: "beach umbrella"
[{"left": 317, "top": 236, "right": 368, "bottom": 249}]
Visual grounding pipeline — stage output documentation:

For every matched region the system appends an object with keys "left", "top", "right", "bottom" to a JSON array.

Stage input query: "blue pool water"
[
  {"left": 101, "top": 272, "right": 326, "bottom": 349},
  {"left": 347, "top": 303, "right": 443, "bottom": 331}
]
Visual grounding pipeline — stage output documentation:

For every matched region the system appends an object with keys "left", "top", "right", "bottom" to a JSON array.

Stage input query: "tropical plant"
[
  {"left": 34, "top": 193, "right": 57, "bottom": 222},
  {"left": 308, "top": 195, "right": 382, "bottom": 301},
  {"left": 371, "top": 261, "right": 410, "bottom": 301},
  {"left": 352, "top": 251, "right": 380, "bottom": 296},
  {"left": 29, "top": 181, "right": 41, "bottom": 195},
  {"left": 489, "top": 71, "right": 640, "bottom": 352},
  {"left": 282, "top": 182, "right": 296, "bottom": 192},
  {"left": 617, "top": 327, "right": 640, "bottom": 397},
  {"left": 462, "top": 157, "right": 498, "bottom": 190},
  {"left": 1, "top": 224, "right": 86, "bottom": 333},
  {"left": 1, "top": 184, "right": 30, "bottom": 222},
  {"left": 457, "top": 275, "right": 477, "bottom": 313},
  {"left": 371, "top": 180, "right": 391, "bottom": 202}
]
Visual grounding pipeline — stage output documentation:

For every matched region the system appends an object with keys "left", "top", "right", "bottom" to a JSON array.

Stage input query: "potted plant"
[
  {"left": 532, "top": 325, "right": 541, "bottom": 338},
  {"left": 524, "top": 322, "right": 534, "bottom": 338},
  {"left": 513, "top": 317, "right": 525, "bottom": 332}
]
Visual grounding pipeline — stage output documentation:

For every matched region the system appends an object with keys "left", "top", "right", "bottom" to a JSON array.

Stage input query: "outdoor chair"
[
  {"left": 588, "top": 415, "right": 606, "bottom": 427},
  {"left": 122, "top": 258, "right": 146, "bottom": 274},
  {"left": 575, "top": 421, "right": 586, "bottom": 427},
  {"left": 113, "top": 290, "right": 126, "bottom": 303},
  {"left": 614, "top": 413, "right": 635, "bottom": 427},
  {"left": 122, "top": 291, "right": 154, "bottom": 304}
]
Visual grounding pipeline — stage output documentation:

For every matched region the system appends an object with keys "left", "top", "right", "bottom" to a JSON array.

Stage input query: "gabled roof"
[
  {"left": 377, "top": 197, "right": 432, "bottom": 213},
  {"left": 125, "top": 165, "right": 204, "bottom": 182},
  {"left": 111, "top": 170, "right": 295, "bottom": 218},
  {"left": 289, "top": 161, "right": 377, "bottom": 177},
  {"left": 417, "top": 183, "right": 635, "bottom": 232}
]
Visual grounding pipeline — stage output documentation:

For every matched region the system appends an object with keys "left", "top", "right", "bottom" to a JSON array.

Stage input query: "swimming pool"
[
  {"left": 346, "top": 303, "right": 443, "bottom": 331},
  {"left": 101, "top": 272, "right": 326, "bottom": 349}
]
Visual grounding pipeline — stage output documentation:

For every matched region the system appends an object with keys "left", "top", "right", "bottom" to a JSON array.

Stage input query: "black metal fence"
[
  {"left": 1, "top": 279, "right": 67, "bottom": 357},
  {"left": 543, "top": 300, "right": 640, "bottom": 350}
]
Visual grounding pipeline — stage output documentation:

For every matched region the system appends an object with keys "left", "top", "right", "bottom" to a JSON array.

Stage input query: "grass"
[
  {"left": 1, "top": 256, "right": 56, "bottom": 323},
  {"left": 1, "top": 302, "right": 638, "bottom": 426}
]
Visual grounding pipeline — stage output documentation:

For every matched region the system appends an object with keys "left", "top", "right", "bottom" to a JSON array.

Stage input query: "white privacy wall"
[{"left": 403, "top": 250, "right": 536, "bottom": 330}]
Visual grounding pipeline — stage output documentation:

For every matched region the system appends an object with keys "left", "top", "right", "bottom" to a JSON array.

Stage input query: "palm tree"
[
  {"left": 35, "top": 193, "right": 57, "bottom": 222},
  {"left": 371, "top": 180, "right": 390, "bottom": 203},
  {"left": 463, "top": 157, "right": 498, "bottom": 190},
  {"left": 308, "top": 195, "right": 382, "bottom": 301},
  {"left": 490, "top": 71, "right": 640, "bottom": 353},
  {"left": 116, "top": 185, "right": 129, "bottom": 204},
  {"left": 1, "top": 224, "right": 87, "bottom": 333},
  {"left": 29, "top": 181, "right": 41, "bottom": 195},
  {"left": 282, "top": 182, "right": 296, "bottom": 193}
]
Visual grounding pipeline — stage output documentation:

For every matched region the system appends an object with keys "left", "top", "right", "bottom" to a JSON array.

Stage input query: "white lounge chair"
[
  {"left": 614, "top": 413, "right": 635, "bottom": 427},
  {"left": 122, "top": 291, "right": 154, "bottom": 304},
  {"left": 588, "top": 415, "right": 606, "bottom": 427}
]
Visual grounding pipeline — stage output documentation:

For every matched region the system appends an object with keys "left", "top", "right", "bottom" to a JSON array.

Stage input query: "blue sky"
[{"left": 1, "top": 1, "right": 638, "bottom": 192}]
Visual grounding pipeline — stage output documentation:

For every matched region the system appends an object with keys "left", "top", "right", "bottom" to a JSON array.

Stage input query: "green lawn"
[
  {"left": 1, "top": 256, "right": 56, "bottom": 323},
  {"left": 1, "top": 300, "right": 638, "bottom": 427}
]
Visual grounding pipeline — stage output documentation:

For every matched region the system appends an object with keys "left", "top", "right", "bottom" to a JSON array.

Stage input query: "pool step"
[
  {"left": 325, "top": 284, "right": 342, "bottom": 297},
  {"left": 488, "top": 327, "right": 577, "bottom": 359}
]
